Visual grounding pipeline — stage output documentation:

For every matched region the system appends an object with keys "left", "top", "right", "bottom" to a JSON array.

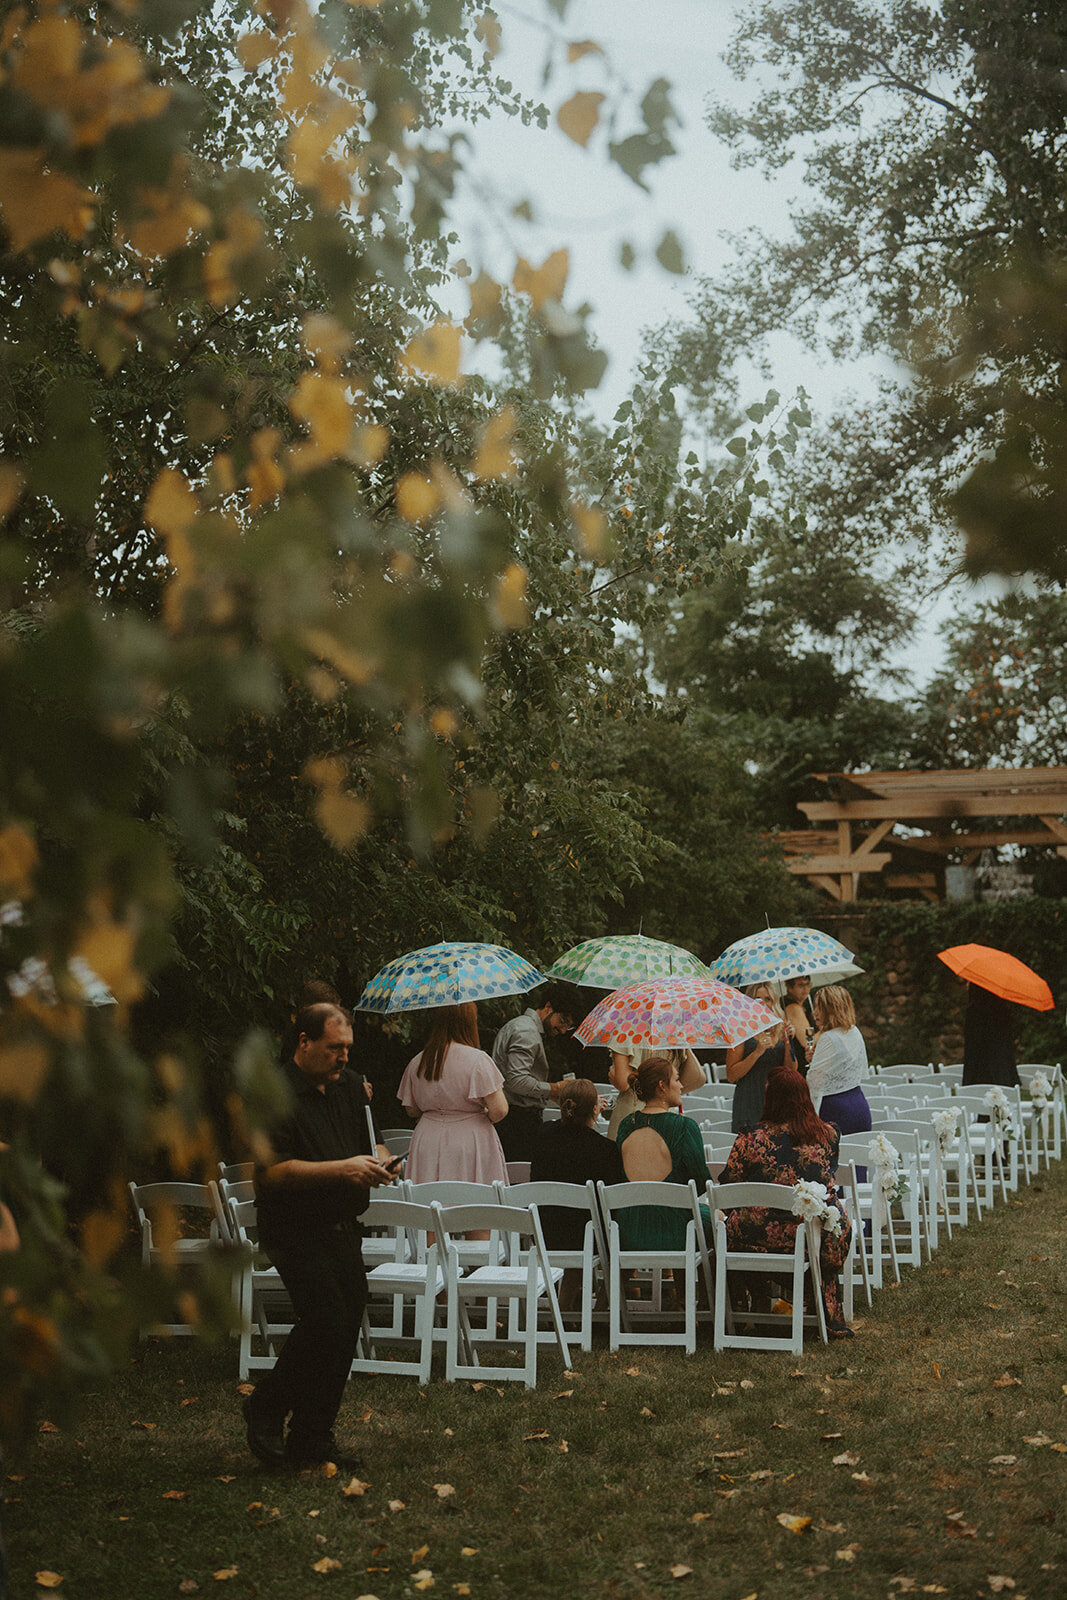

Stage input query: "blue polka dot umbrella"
[
  {"left": 708, "top": 926, "right": 862, "bottom": 990},
  {"left": 546, "top": 934, "right": 709, "bottom": 989},
  {"left": 355, "top": 941, "right": 546, "bottom": 1014}
]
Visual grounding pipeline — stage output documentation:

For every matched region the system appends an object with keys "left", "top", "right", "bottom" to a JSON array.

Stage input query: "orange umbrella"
[{"left": 937, "top": 944, "right": 1054, "bottom": 1011}]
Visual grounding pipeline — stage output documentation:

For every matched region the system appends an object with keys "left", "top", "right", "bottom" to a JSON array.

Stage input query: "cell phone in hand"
[{"left": 383, "top": 1152, "right": 405, "bottom": 1173}]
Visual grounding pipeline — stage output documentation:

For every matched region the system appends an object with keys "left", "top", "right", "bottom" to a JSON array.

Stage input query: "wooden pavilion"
[{"left": 779, "top": 767, "right": 1067, "bottom": 902}]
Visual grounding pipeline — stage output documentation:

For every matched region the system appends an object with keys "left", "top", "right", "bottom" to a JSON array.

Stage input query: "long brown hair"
[
  {"left": 417, "top": 1003, "right": 479, "bottom": 1081},
  {"left": 761, "top": 1066, "right": 834, "bottom": 1147}
]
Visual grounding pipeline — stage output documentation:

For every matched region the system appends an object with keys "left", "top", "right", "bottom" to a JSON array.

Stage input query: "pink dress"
[{"left": 398, "top": 1043, "right": 508, "bottom": 1184}]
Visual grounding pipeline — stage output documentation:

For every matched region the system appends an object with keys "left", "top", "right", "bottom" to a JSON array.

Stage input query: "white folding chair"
[
  {"left": 435, "top": 1202, "right": 571, "bottom": 1387},
  {"left": 596, "top": 1181, "right": 713, "bottom": 1354},
  {"left": 1018, "top": 1065, "right": 1064, "bottom": 1166},
  {"left": 950, "top": 1089, "right": 1016, "bottom": 1204},
  {"left": 709, "top": 1181, "right": 828, "bottom": 1354},
  {"left": 228, "top": 1198, "right": 292, "bottom": 1378},
  {"left": 834, "top": 1158, "right": 871, "bottom": 1308},
  {"left": 218, "top": 1160, "right": 254, "bottom": 1186},
  {"left": 869, "top": 1121, "right": 933, "bottom": 1262},
  {"left": 352, "top": 1197, "right": 444, "bottom": 1383},
  {"left": 837, "top": 1135, "right": 897, "bottom": 1290},
  {"left": 497, "top": 1180, "right": 607, "bottom": 1352},
  {"left": 128, "top": 1180, "right": 228, "bottom": 1335}
]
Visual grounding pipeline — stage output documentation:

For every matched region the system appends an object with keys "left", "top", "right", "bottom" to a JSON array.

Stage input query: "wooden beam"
[
  {"left": 884, "top": 873, "right": 938, "bottom": 889},
  {"left": 813, "top": 766, "right": 1067, "bottom": 794},
  {"left": 852, "top": 818, "right": 895, "bottom": 858},
  {"left": 799, "top": 794, "right": 1067, "bottom": 821},
  {"left": 901, "top": 830, "right": 1059, "bottom": 854},
  {"left": 807, "top": 875, "right": 842, "bottom": 900},
  {"left": 1038, "top": 814, "right": 1067, "bottom": 844},
  {"left": 784, "top": 853, "right": 892, "bottom": 875}
]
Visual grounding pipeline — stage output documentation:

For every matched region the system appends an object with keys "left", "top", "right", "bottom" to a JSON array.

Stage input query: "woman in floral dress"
[{"left": 719, "top": 1066, "right": 854, "bottom": 1338}]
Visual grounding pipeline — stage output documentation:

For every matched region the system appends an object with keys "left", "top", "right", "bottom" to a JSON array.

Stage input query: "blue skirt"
[{"left": 820, "top": 1086, "right": 872, "bottom": 1136}]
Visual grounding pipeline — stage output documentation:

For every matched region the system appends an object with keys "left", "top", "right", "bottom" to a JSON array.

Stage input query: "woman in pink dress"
[{"left": 398, "top": 1003, "right": 509, "bottom": 1183}]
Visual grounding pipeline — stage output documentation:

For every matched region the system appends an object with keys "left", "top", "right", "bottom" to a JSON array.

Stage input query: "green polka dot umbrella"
[
  {"left": 546, "top": 934, "right": 709, "bottom": 989},
  {"left": 575, "top": 976, "right": 779, "bottom": 1050},
  {"left": 355, "top": 941, "right": 545, "bottom": 1014}
]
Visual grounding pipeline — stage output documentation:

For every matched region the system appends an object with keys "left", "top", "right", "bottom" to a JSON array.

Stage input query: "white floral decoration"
[
  {"left": 983, "top": 1086, "right": 1019, "bottom": 1142},
  {"left": 932, "top": 1107, "right": 959, "bottom": 1155},
  {"left": 790, "top": 1178, "right": 843, "bottom": 1237},
  {"left": 1029, "top": 1071, "right": 1054, "bottom": 1112},
  {"left": 868, "top": 1134, "right": 909, "bottom": 1204}
]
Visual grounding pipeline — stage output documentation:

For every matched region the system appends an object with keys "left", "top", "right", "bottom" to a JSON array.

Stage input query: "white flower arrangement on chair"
[
  {"left": 1029, "top": 1072, "right": 1054, "bottom": 1112},
  {"left": 932, "top": 1107, "right": 960, "bottom": 1154},
  {"left": 868, "top": 1134, "right": 909, "bottom": 1204},
  {"left": 790, "top": 1178, "right": 843, "bottom": 1238},
  {"left": 983, "top": 1086, "right": 1019, "bottom": 1141}
]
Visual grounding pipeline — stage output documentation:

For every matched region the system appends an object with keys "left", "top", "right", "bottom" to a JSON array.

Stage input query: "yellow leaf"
[
  {"left": 289, "top": 372, "right": 353, "bottom": 460},
  {"left": 466, "top": 272, "right": 501, "bottom": 325},
  {"left": 433, "top": 1483, "right": 455, "bottom": 1498},
  {"left": 342, "top": 1478, "right": 370, "bottom": 1497},
  {"left": 836, "top": 1547, "right": 857, "bottom": 1562},
  {"left": 145, "top": 468, "right": 198, "bottom": 540},
  {"left": 353, "top": 423, "right": 390, "bottom": 467},
  {"left": 315, "top": 790, "right": 370, "bottom": 850},
  {"left": 776, "top": 1513, "right": 812, "bottom": 1534},
  {"left": 213, "top": 1570, "right": 238, "bottom": 1582},
  {"left": 474, "top": 9, "right": 501, "bottom": 57},
  {"left": 413, "top": 1572, "right": 434, "bottom": 1591},
  {"left": 161, "top": 1490, "right": 187, "bottom": 1500},
  {"left": 312, "top": 1558, "right": 342, "bottom": 1573},
  {"left": 572, "top": 502, "right": 609, "bottom": 559},
  {"left": 123, "top": 170, "right": 211, "bottom": 261},
  {"left": 35, "top": 1575, "right": 65, "bottom": 1590},
  {"left": 396, "top": 472, "right": 440, "bottom": 523},
  {"left": 987, "top": 1581, "right": 1015, "bottom": 1595},
  {"left": 690, "top": 1512, "right": 711, "bottom": 1524},
  {"left": 460, "top": 1547, "right": 477, "bottom": 1556},
  {"left": 400, "top": 321, "right": 463, "bottom": 387},
  {"left": 0, "top": 823, "right": 38, "bottom": 897},
  {"left": 303, "top": 628, "right": 377, "bottom": 689},
  {"left": 453, "top": 1587, "right": 471, "bottom": 1597},
  {"left": 411, "top": 1545, "right": 430, "bottom": 1563},
  {"left": 567, "top": 39, "right": 602, "bottom": 62},
  {"left": 831, "top": 1451, "right": 860, "bottom": 1467},
  {"left": 669, "top": 1564, "right": 693, "bottom": 1579},
  {"left": 0, "top": 149, "right": 95, "bottom": 251},
  {"left": 993, "top": 1372, "right": 1021, "bottom": 1388},
  {"left": 0, "top": 461, "right": 24, "bottom": 521},
  {"left": 75, "top": 920, "right": 143, "bottom": 1004},
  {"left": 513, "top": 249, "right": 568, "bottom": 312},
  {"left": 557, "top": 90, "right": 605, "bottom": 147},
  {"left": 472, "top": 407, "right": 518, "bottom": 481},
  {"left": 491, "top": 562, "right": 529, "bottom": 631},
  {"left": 236, "top": 32, "right": 277, "bottom": 71}
]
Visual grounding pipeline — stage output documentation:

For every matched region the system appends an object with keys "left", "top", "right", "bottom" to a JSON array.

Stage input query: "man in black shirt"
[{"left": 245, "top": 1003, "right": 396, "bottom": 1471}]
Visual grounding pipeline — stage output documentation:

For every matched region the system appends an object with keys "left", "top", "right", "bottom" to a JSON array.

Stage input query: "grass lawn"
[{"left": 8, "top": 1160, "right": 1067, "bottom": 1600}]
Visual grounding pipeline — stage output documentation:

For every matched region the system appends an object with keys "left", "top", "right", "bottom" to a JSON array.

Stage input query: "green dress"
[{"left": 615, "top": 1111, "right": 712, "bottom": 1249}]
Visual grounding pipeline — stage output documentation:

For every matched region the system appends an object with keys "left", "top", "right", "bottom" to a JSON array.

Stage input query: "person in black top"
[
  {"left": 245, "top": 1003, "right": 397, "bottom": 1471},
  {"left": 529, "top": 1078, "right": 623, "bottom": 1310},
  {"left": 962, "top": 983, "right": 1019, "bottom": 1088}
]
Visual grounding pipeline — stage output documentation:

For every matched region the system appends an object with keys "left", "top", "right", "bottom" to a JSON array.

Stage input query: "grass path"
[{"left": 9, "top": 1160, "right": 1067, "bottom": 1600}]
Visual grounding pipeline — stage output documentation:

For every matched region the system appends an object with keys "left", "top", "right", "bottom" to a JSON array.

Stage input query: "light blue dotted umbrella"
[
  {"left": 708, "top": 926, "right": 862, "bottom": 990},
  {"left": 355, "top": 941, "right": 546, "bottom": 1014}
]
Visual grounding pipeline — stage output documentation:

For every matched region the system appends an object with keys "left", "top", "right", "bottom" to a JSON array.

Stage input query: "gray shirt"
[{"left": 491, "top": 1008, "right": 552, "bottom": 1108}]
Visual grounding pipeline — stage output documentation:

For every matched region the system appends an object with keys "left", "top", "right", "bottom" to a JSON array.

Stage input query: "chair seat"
[
  {"left": 460, "top": 1264, "right": 562, "bottom": 1294},
  {"left": 368, "top": 1262, "right": 445, "bottom": 1293}
]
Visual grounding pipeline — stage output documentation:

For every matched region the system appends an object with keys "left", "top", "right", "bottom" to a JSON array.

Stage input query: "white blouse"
[{"left": 807, "top": 1026, "right": 868, "bottom": 1099}]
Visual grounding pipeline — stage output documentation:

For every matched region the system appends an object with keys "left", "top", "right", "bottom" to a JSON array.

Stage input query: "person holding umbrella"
[{"left": 937, "top": 944, "right": 1054, "bottom": 1090}]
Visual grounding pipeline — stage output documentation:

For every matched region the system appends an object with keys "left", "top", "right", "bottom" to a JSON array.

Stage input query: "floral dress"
[{"left": 719, "top": 1124, "right": 853, "bottom": 1337}]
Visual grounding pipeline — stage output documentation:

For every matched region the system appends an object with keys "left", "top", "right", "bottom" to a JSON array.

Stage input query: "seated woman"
[
  {"left": 806, "top": 984, "right": 872, "bottom": 1137},
  {"left": 607, "top": 1044, "right": 705, "bottom": 1140},
  {"left": 719, "top": 1065, "right": 854, "bottom": 1339},
  {"left": 726, "top": 983, "right": 802, "bottom": 1132},
  {"left": 530, "top": 1079, "right": 623, "bottom": 1309},
  {"left": 615, "top": 1056, "right": 712, "bottom": 1250}
]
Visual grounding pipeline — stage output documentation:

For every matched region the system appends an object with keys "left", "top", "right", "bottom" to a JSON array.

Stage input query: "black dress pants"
[
  {"left": 498, "top": 1104, "right": 544, "bottom": 1163},
  {"left": 255, "top": 1226, "right": 367, "bottom": 1457}
]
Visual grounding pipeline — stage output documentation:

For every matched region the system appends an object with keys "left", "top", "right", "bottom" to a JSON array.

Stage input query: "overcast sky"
[{"left": 446, "top": 0, "right": 1003, "bottom": 682}]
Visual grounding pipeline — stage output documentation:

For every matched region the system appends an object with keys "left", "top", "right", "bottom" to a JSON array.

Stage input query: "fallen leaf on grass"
[
  {"left": 34, "top": 1576, "right": 64, "bottom": 1590},
  {"left": 180, "top": 1397, "right": 198, "bottom": 1407},
  {"left": 453, "top": 1586, "right": 470, "bottom": 1596},
  {"left": 130, "top": 1420, "right": 156, "bottom": 1430},
  {"left": 987, "top": 1580, "right": 1016, "bottom": 1594},
  {"left": 412, "top": 1546, "right": 430, "bottom": 1564},
  {"left": 236, "top": 1384, "right": 254, "bottom": 1396},
  {"left": 993, "top": 1373, "right": 1021, "bottom": 1388},
  {"left": 776, "top": 1513, "right": 811, "bottom": 1534},
  {"left": 771, "top": 1421, "right": 790, "bottom": 1430},
  {"left": 443, "top": 1429, "right": 454, "bottom": 1437},
  {"left": 820, "top": 1432, "right": 843, "bottom": 1441},
  {"left": 713, "top": 1450, "right": 746, "bottom": 1460},
  {"left": 162, "top": 1490, "right": 187, "bottom": 1500},
  {"left": 413, "top": 1570, "right": 434, "bottom": 1590},
  {"left": 669, "top": 1564, "right": 693, "bottom": 1579},
  {"left": 216, "top": 1476, "right": 235, "bottom": 1485},
  {"left": 819, "top": 1520, "right": 845, "bottom": 1533},
  {"left": 179, "top": 1582, "right": 199, "bottom": 1594},
  {"left": 716, "top": 1489, "right": 736, "bottom": 1499},
  {"left": 749, "top": 1470, "right": 773, "bottom": 1481},
  {"left": 434, "top": 1484, "right": 455, "bottom": 1499},
  {"left": 555, "top": 1389, "right": 574, "bottom": 1398},
  {"left": 38, "top": 1421, "right": 58, "bottom": 1433},
  {"left": 789, "top": 1369, "right": 805, "bottom": 1380},
  {"left": 213, "top": 1570, "right": 239, "bottom": 1582},
  {"left": 690, "top": 1512, "right": 711, "bottom": 1523},
  {"left": 989, "top": 1455, "right": 1018, "bottom": 1465},
  {"left": 740, "top": 1379, "right": 755, "bottom": 1390},
  {"left": 836, "top": 1547, "right": 858, "bottom": 1562},
  {"left": 522, "top": 1430, "right": 550, "bottom": 1441},
  {"left": 388, "top": 1500, "right": 405, "bottom": 1512},
  {"left": 308, "top": 1510, "right": 321, "bottom": 1519},
  {"left": 945, "top": 1512, "right": 977, "bottom": 1538},
  {"left": 1051, "top": 1442, "right": 1067, "bottom": 1453},
  {"left": 640, "top": 1407, "right": 655, "bottom": 1418},
  {"left": 460, "top": 1547, "right": 478, "bottom": 1557},
  {"left": 625, "top": 1366, "right": 640, "bottom": 1376},
  {"left": 343, "top": 1478, "right": 370, "bottom": 1497},
  {"left": 921, "top": 1587, "right": 947, "bottom": 1594},
  {"left": 851, "top": 1471, "right": 872, "bottom": 1485},
  {"left": 312, "top": 1557, "right": 342, "bottom": 1573},
  {"left": 832, "top": 1452, "right": 860, "bottom": 1467},
  {"left": 558, "top": 1440, "right": 569, "bottom": 1453},
  {"left": 889, "top": 1581, "right": 916, "bottom": 1592},
  {"left": 1022, "top": 1435, "right": 1052, "bottom": 1447}
]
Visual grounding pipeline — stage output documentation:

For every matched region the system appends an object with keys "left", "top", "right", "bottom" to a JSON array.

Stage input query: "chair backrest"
[
  {"left": 703, "top": 1134, "right": 736, "bottom": 1162},
  {"left": 361, "top": 1195, "right": 438, "bottom": 1262},
  {"left": 405, "top": 1181, "right": 500, "bottom": 1208},
  {"left": 229, "top": 1197, "right": 259, "bottom": 1245},
  {"left": 380, "top": 1127, "right": 414, "bottom": 1142},
  {"left": 596, "top": 1179, "right": 700, "bottom": 1215},
  {"left": 709, "top": 1179, "right": 803, "bottom": 1212},
  {"left": 498, "top": 1180, "right": 605, "bottom": 1256},
  {"left": 218, "top": 1161, "right": 254, "bottom": 1185},
  {"left": 432, "top": 1200, "right": 538, "bottom": 1246},
  {"left": 129, "top": 1180, "right": 222, "bottom": 1243},
  {"left": 219, "top": 1177, "right": 255, "bottom": 1207},
  {"left": 837, "top": 1133, "right": 877, "bottom": 1169},
  {"left": 876, "top": 1064, "right": 928, "bottom": 1081},
  {"left": 870, "top": 1116, "right": 936, "bottom": 1145}
]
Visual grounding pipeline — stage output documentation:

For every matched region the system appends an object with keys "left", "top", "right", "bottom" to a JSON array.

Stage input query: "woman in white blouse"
[{"left": 806, "top": 985, "right": 872, "bottom": 1136}]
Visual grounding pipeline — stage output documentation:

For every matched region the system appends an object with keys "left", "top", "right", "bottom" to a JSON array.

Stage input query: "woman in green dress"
[{"left": 615, "top": 1056, "right": 712, "bottom": 1249}]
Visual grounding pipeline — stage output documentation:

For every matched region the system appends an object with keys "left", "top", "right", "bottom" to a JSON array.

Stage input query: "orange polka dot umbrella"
[{"left": 574, "top": 976, "right": 780, "bottom": 1050}]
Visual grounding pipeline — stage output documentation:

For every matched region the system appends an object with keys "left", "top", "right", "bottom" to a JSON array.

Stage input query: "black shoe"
[
  {"left": 286, "top": 1439, "right": 365, "bottom": 1474},
  {"left": 242, "top": 1394, "right": 286, "bottom": 1469}
]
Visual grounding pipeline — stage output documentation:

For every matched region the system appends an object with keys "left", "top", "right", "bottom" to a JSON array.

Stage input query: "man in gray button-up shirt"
[{"left": 492, "top": 983, "right": 583, "bottom": 1161}]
